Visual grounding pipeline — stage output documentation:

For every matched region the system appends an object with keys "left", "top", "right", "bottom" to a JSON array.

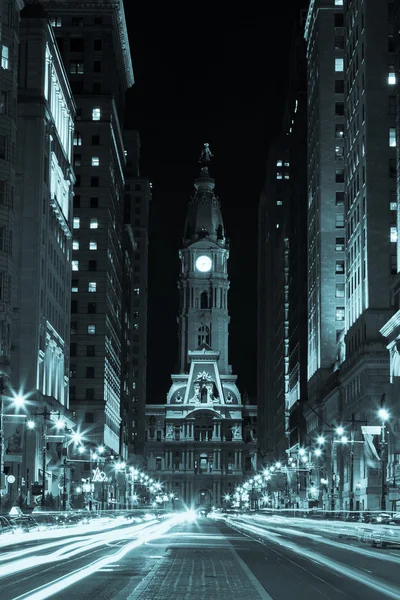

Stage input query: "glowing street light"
[
  {"left": 27, "top": 420, "right": 35, "bottom": 430},
  {"left": 317, "top": 436, "right": 325, "bottom": 445},
  {"left": 55, "top": 419, "right": 65, "bottom": 430},
  {"left": 379, "top": 408, "right": 389, "bottom": 421},
  {"left": 340, "top": 436, "right": 348, "bottom": 444},
  {"left": 71, "top": 432, "right": 82, "bottom": 444},
  {"left": 314, "top": 448, "right": 322, "bottom": 457},
  {"left": 13, "top": 394, "right": 25, "bottom": 407},
  {"left": 336, "top": 426, "right": 344, "bottom": 436},
  {"left": 98, "top": 445, "right": 105, "bottom": 454}
]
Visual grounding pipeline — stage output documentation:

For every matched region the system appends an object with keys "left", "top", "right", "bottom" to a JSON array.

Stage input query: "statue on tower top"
[{"left": 199, "top": 142, "right": 213, "bottom": 166}]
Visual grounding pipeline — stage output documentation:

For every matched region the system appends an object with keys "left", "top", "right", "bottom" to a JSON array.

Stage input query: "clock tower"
[
  {"left": 143, "top": 144, "right": 257, "bottom": 511},
  {"left": 178, "top": 143, "right": 231, "bottom": 375}
]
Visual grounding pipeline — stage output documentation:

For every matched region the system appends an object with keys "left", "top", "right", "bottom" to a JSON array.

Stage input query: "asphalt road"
[{"left": 1, "top": 514, "right": 400, "bottom": 600}]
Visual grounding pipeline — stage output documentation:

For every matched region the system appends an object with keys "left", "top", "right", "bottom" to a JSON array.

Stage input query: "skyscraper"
[
  {"left": 122, "top": 130, "right": 151, "bottom": 461},
  {"left": 257, "top": 9, "right": 308, "bottom": 469},
  {"left": 305, "top": 0, "right": 395, "bottom": 511},
  {"left": 37, "top": 1, "right": 134, "bottom": 464},
  {"left": 144, "top": 146, "right": 257, "bottom": 510}
]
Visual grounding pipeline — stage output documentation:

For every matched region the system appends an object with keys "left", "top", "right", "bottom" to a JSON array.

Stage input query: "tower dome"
[{"left": 183, "top": 144, "right": 226, "bottom": 247}]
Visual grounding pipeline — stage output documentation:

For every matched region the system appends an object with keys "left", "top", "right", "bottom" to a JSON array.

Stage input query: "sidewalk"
[{"left": 128, "top": 540, "right": 271, "bottom": 600}]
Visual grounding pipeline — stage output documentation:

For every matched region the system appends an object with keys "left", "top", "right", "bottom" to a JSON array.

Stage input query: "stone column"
[{"left": 212, "top": 422, "right": 218, "bottom": 440}]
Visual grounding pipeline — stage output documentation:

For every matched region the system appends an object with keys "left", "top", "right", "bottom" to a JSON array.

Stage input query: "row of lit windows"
[
  {"left": 73, "top": 240, "right": 97, "bottom": 250},
  {"left": 74, "top": 155, "right": 100, "bottom": 167},
  {"left": 74, "top": 133, "right": 100, "bottom": 146},
  {"left": 73, "top": 217, "right": 98, "bottom": 229},
  {"left": 72, "top": 281, "right": 97, "bottom": 293}
]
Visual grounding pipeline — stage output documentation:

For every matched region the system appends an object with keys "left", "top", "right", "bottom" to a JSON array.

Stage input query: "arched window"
[
  {"left": 200, "top": 291, "right": 208, "bottom": 309},
  {"left": 198, "top": 325, "right": 210, "bottom": 346}
]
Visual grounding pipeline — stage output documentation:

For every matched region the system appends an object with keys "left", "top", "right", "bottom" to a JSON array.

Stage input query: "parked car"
[
  {"left": 0, "top": 516, "right": 16, "bottom": 535},
  {"left": 13, "top": 516, "right": 39, "bottom": 533}
]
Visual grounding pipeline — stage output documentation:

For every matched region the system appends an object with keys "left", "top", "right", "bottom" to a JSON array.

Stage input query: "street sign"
[
  {"left": 388, "top": 488, "right": 399, "bottom": 501},
  {"left": 31, "top": 484, "right": 43, "bottom": 496}
]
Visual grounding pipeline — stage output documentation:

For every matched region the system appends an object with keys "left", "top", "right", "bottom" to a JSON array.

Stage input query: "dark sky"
[{"left": 124, "top": 4, "right": 307, "bottom": 402}]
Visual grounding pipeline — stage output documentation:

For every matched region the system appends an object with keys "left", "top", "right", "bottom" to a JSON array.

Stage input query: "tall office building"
[
  {"left": 122, "top": 130, "right": 151, "bottom": 462},
  {"left": 305, "top": 0, "right": 346, "bottom": 403},
  {"left": 144, "top": 146, "right": 257, "bottom": 510},
  {"left": 0, "top": 0, "right": 24, "bottom": 497},
  {"left": 305, "top": 0, "right": 395, "bottom": 511},
  {"left": 257, "top": 10, "right": 308, "bottom": 468},
  {"left": 36, "top": 1, "right": 134, "bottom": 463}
]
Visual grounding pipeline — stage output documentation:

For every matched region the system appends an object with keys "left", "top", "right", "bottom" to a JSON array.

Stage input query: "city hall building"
[{"left": 143, "top": 146, "right": 257, "bottom": 509}]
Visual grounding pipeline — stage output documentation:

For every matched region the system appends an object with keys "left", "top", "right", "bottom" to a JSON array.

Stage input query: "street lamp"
[{"left": 379, "top": 407, "right": 390, "bottom": 511}]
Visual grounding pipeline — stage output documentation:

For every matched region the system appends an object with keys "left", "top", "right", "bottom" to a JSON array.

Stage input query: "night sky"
[{"left": 124, "top": 4, "right": 306, "bottom": 402}]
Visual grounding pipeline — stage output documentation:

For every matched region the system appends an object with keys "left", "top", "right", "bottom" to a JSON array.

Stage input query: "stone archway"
[{"left": 196, "top": 487, "right": 212, "bottom": 509}]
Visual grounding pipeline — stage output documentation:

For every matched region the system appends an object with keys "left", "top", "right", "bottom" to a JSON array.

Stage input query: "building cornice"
[
  {"left": 40, "top": 1, "right": 134, "bottom": 89},
  {"left": 304, "top": 0, "right": 315, "bottom": 41}
]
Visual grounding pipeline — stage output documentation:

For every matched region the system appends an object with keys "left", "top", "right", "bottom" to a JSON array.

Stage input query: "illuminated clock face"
[{"left": 195, "top": 255, "right": 212, "bottom": 272}]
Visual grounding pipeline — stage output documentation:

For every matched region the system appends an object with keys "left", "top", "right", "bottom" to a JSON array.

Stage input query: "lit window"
[
  {"left": 1, "top": 46, "right": 9, "bottom": 70},
  {"left": 335, "top": 0, "right": 343, "bottom": 4},
  {"left": 335, "top": 146, "right": 344, "bottom": 159},
  {"left": 70, "top": 61, "right": 84, "bottom": 75},
  {"left": 89, "top": 241, "right": 97, "bottom": 250},
  {"left": 92, "top": 108, "right": 101, "bottom": 121},
  {"left": 336, "top": 237, "right": 345, "bottom": 252},
  {"left": 88, "top": 282, "right": 97, "bottom": 292},
  {"left": 73, "top": 240, "right": 79, "bottom": 250},
  {"left": 276, "top": 173, "right": 283, "bottom": 179},
  {"left": 276, "top": 160, "right": 282, "bottom": 166},
  {"left": 390, "top": 202, "right": 397, "bottom": 211},
  {"left": 277, "top": 200, "right": 282, "bottom": 206},
  {"left": 390, "top": 227, "right": 398, "bottom": 242},
  {"left": 284, "top": 161, "right": 290, "bottom": 167},
  {"left": 90, "top": 218, "right": 98, "bottom": 229},
  {"left": 335, "top": 58, "right": 344, "bottom": 72},
  {"left": 335, "top": 283, "right": 345, "bottom": 298},
  {"left": 72, "top": 260, "right": 79, "bottom": 271},
  {"left": 91, "top": 156, "right": 100, "bottom": 166},
  {"left": 72, "top": 283, "right": 78, "bottom": 293},
  {"left": 87, "top": 324, "right": 96, "bottom": 335},
  {"left": 50, "top": 17, "right": 62, "bottom": 27},
  {"left": 74, "top": 132, "right": 82, "bottom": 146},
  {"left": 389, "top": 128, "right": 396, "bottom": 147},
  {"left": 284, "top": 174, "right": 290, "bottom": 179},
  {"left": 388, "top": 69, "right": 396, "bottom": 85},
  {"left": 335, "top": 214, "right": 345, "bottom": 228},
  {"left": 335, "top": 260, "right": 344, "bottom": 273},
  {"left": 73, "top": 217, "right": 80, "bottom": 229},
  {"left": 335, "top": 307, "right": 345, "bottom": 321}
]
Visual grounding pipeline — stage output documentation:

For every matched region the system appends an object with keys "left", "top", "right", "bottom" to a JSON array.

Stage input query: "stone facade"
[{"left": 144, "top": 147, "right": 257, "bottom": 509}]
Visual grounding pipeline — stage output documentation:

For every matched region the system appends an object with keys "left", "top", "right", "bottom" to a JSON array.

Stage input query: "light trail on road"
[
  {"left": 225, "top": 516, "right": 400, "bottom": 599},
  {"left": 11, "top": 515, "right": 183, "bottom": 600}
]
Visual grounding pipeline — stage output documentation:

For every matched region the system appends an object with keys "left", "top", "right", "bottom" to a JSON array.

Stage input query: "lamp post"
[
  {"left": 379, "top": 407, "right": 389, "bottom": 512},
  {"left": 0, "top": 377, "right": 5, "bottom": 503}
]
